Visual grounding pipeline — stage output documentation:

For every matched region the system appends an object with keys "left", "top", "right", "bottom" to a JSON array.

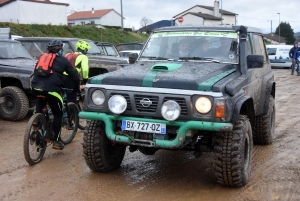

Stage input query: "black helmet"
[{"left": 47, "top": 40, "right": 63, "bottom": 53}]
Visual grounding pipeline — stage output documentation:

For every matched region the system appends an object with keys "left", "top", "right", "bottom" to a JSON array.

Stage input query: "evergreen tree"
[{"left": 275, "top": 22, "right": 296, "bottom": 44}]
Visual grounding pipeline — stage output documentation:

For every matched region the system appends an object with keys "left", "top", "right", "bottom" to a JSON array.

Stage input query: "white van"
[{"left": 266, "top": 45, "right": 293, "bottom": 68}]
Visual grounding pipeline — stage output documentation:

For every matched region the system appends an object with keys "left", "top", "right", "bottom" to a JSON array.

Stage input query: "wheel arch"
[
  {"left": 88, "top": 68, "right": 109, "bottom": 77},
  {"left": 233, "top": 96, "right": 255, "bottom": 130},
  {"left": 263, "top": 81, "right": 276, "bottom": 114},
  {"left": 0, "top": 77, "right": 24, "bottom": 89}
]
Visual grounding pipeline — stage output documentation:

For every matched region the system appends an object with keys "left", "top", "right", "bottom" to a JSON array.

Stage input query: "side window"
[
  {"left": 253, "top": 35, "right": 267, "bottom": 62},
  {"left": 21, "top": 42, "right": 43, "bottom": 59},
  {"left": 63, "top": 43, "right": 73, "bottom": 56},
  {"left": 246, "top": 36, "right": 252, "bottom": 56}
]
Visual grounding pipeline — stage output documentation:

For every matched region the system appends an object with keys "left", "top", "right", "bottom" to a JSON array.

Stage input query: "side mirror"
[
  {"left": 247, "top": 55, "right": 264, "bottom": 68},
  {"left": 128, "top": 53, "right": 138, "bottom": 64}
]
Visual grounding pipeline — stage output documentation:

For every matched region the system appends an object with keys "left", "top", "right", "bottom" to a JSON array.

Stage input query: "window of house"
[
  {"left": 81, "top": 22, "right": 85, "bottom": 25},
  {"left": 91, "top": 21, "right": 95, "bottom": 25}
]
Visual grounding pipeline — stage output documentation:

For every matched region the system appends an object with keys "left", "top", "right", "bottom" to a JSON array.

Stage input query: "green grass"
[{"left": 0, "top": 22, "right": 149, "bottom": 44}]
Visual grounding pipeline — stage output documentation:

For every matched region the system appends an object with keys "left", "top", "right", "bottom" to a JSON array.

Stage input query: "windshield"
[
  {"left": 70, "top": 40, "right": 101, "bottom": 55},
  {"left": 140, "top": 31, "right": 239, "bottom": 63},
  {"left": 98, "top": 45, "right": 119, "bottom": 56},
  {"left": 116, "top": 43, "right": 143, "bottom": 51},
  {"left": 0, "top": 41, "right": 32, "bottom": 59}
]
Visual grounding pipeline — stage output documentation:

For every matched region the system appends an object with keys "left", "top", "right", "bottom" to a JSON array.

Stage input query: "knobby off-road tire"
[
  {"left": 60, "top": 103, "right": 79, "bottom": 144},
  {"left": 0, "top": 86, "right": 29, "bottom": 121},
  {"left": 214, "top": 115, "right": 253, "bottom": 187},
  {"left": 77, "top": 99, "right": 86, "bottom": 130},
  {"left": 82, "top": 120, "right": 126, "bottom": 172},
  {"left": 253, "top": 95, "right": 275, "bottom": 145},
  {"left": 23, "top": 113, "right": 47, "bottom": 165}
]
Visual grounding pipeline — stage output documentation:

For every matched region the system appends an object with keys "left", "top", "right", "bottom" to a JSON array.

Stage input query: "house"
[
  {"left": 0, "top": 0, "right": 69, "bottom": 25},
  {"left": 67, "top": 8, "right": 124, "bottom": 27},
  {"left": 173, "top": 0, "right": 237, "bottom": 26},
  {"left": 263, "top": 33, "right": 287, "bottom": 45},
  {"left": 139, "top": 1, "right": 237, "bottom": 32}
]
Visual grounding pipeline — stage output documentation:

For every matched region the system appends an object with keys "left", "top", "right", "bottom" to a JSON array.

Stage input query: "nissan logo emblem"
[{"left": 140, "top": 98, "right": 152, "bottom": 107}]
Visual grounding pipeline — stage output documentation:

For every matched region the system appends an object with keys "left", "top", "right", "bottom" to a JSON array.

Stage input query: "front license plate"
[{"left": 121, "top": 120, "right": 166, "bottom": 134}]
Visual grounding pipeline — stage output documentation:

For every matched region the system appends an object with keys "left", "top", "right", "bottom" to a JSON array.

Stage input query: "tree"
[
  {"left": 275, "top": 22, "right": 296, "bottom": 44},
  {"left": 140, "top": 17, "right": 152, "bottom": 28}
]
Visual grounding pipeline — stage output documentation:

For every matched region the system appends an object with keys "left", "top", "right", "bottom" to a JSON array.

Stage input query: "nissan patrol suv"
[{"left": 79, "top": 25, "right": 276, "bottom": 187}]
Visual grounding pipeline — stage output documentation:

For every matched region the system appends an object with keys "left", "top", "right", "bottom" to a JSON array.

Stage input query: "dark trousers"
[
  {"left": 62, "top": 75, "right": 77, "bottom": 103},
  {"left": 33, "top": 90, "right": 63, "bottom": 141}
]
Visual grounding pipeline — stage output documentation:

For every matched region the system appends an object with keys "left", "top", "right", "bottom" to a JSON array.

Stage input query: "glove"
[{"left": 73, "top": 88, "right": 80, "bottom": 93}]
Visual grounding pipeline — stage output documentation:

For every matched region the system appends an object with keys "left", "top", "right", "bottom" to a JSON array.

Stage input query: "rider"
[
  {"left": 289, "top": 42, "right": 299, "bottom": 75},
  {"left": 64, "top": 40, "right": 90, "bottom": 103},
  {"left": 31, "top": 40, "right": 80, "bottom": 150}
]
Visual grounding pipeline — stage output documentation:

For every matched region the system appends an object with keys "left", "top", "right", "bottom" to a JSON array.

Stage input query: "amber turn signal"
[{"left": 215, "top": 104, "right": 224, "bottom": 118}]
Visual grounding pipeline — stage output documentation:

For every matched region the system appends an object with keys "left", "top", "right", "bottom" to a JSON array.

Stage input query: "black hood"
[
  {"left": 89, "top": 61, "right": 237, "bottom": 91},
  {"left": 0, "top": 59, "right": 36, "bottom": 74}
]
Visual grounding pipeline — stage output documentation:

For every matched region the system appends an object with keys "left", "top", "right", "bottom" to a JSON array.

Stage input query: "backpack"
[
  {"left": 34, "top": 53, "right": 56, "bottom": 76},
  {"left": 65, "top": 53, "right": 80, "bottom": 69}
]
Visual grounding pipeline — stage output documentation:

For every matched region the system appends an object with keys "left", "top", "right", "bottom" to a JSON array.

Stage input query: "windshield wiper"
[
  {"left": 140, "top": 56, "right": 170, "bottom": 60},
  {"left": 179, "top": 57, "right": 221, "bottom": 63},
  {"left": 88, "top": 53, "right": 101, "bottom": 55},
  {"left": 10, "top": 57, "right": 32, "bottom": 59}
]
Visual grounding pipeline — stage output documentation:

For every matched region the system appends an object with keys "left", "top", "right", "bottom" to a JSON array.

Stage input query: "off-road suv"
[
  {"left": 79, "top": 25, "right": 276, "bottom": 187},
  {"left": 0, "top": 39, "right": 36, "bottom": 121},
  {"left": 16, "top": 37, "right": 128, "bottom": 77}
]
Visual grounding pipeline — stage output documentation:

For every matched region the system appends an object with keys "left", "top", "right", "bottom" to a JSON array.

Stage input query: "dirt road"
[{"left": 1, "top": 69, "right": 300, "bottom": 201}]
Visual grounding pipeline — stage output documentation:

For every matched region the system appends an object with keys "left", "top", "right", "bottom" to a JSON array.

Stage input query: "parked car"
[
  {"left": 16, "top": 37, "right": 128, "bottom": 77},
  {"left": 0, "top": 39, "right": 37, "bottom": 121},
  {"left": 94, "top": 42, "right": 120, "bottom": 57},
  {"left": 115, "top": 42, "right": 144, "bottom": 52},
  {"left": 119, "top": 50, "right": 140, "bottom": 58},
  {"left": 79, "top": 25, "right": 275, "bottom": 187},
  {"left": 266, "top": 44, "right": 293, "bottom": 68}
]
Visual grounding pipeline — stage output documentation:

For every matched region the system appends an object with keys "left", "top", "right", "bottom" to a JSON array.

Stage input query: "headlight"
[
  {"left": 161, "top": 100, "right": 181, "bottom": 121},
  {"left": 195, "top": 97, "right": 212, "bottom": 114},
  {"left": 108, "top": 95, "right": 127, "bottom": 114},
  {"left": 91, "top": 90, "right": 105, "bottom": 105}
]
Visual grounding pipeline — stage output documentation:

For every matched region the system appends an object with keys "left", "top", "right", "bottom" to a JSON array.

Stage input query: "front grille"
[
  {"left": 163, "top": 97, "right": 188, "bottom": 115},
  {"left": 134, "top": 95, "right": 159, "bottom": 113},
  {"left": 110, "top": 93, "right": 132, "bottom": 110}
]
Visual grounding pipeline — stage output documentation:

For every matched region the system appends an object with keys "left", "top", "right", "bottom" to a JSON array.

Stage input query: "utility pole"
[
  {"left": 277, "top": 13, "right": 280, "bottom": 44},
  {"left": 267, "top": 20, "right": 272, "bottom": 33},
  {"left": 120, "top": 0, "right": 123, "bottom": 30},
  {"left": 220, "top": 0, "right": 223, "bottom": 25}
]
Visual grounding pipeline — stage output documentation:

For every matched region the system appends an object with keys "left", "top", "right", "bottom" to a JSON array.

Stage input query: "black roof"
[
  {"left": 16, "top": 37, "right": 92, "bottom": 42},
  {"left": 94, "top": 41, "right": 115, "bottom": 46},
  {"left": 0, "top": 39, "right": 21, "bottom": 43}
]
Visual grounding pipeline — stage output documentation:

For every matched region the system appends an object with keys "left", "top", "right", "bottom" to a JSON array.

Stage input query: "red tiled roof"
[
  {"left": 0, "top": 0, "right": 13, "bottom": 6},
  {"left": 0, "top": 0, "right": 68, "bottom": 7},
  {"left": 68, "top": 9, "right": 115, "bottom": 20}
]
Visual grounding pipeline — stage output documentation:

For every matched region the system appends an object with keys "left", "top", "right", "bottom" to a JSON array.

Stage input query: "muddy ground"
[{"left": 1, "top": 69, "right": 300, "bottom": 201}]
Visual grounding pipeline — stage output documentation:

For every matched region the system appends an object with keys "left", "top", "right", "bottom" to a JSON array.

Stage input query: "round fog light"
[
  {"left": 91, "top": 90, "right": 105, "bottom": 106},
  {"left": 161, "top": 100, "right": 181, "bottom": 121},
  {"left": 108, "top": 95, "right": 127, "bottom": 114}
]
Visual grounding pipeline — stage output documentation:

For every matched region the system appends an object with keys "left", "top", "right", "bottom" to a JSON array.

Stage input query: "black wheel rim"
[{"left": 2, "top": 95, "right": 15, "bottom": 114}]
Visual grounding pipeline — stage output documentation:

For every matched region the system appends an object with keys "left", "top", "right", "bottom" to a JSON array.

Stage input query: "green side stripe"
[
  {"left": 198, "top": 68, "right": 236, "bottom": 91},
  {"left": 142, "top": 71, "right": 161, "bottom": 87},
  {"left": 90, "top": 73, "right": 109, "bottom": 84}
]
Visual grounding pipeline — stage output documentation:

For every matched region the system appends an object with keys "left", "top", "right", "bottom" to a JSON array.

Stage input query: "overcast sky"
[{"left": 59, "top": 0, "right": 300, "bottom": 34}]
